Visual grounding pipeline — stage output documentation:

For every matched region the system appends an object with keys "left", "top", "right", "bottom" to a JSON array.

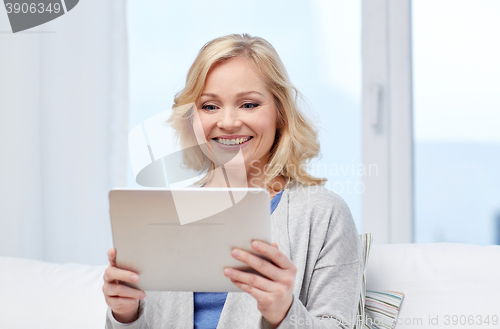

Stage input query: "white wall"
[{"left": 0, "top": 0, "right": 128, "bottom": 265}]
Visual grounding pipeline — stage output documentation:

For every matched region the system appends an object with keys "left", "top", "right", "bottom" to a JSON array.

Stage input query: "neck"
[
  {"left": 203, "top": 153, "right": 286, "bottom": 192},
  {"left": 204, "top": 165, "right": 286, "bottom": 195}
]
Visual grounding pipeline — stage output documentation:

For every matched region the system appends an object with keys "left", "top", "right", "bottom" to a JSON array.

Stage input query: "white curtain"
[{"left": 0, "top": 0, "right": 128, "bottom": 265}]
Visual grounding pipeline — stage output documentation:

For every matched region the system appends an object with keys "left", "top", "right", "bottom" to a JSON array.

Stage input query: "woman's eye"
[
  {"left": 202, "top": 104, "right": 217, "bottom": 111},
  {"left": 242, "top": 103, "right": 259, "bottom": 109}
]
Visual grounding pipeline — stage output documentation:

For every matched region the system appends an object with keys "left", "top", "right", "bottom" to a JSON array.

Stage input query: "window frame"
[{"left": 362, "top": 0, "right": 414, "bottom": 243}]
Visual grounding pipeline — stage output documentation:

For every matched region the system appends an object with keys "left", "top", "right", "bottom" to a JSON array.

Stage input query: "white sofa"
[
  {"left": 366, "top": 243, "right": 500, "bottom": 329},
  {"left": 1, "top": 243, "right": 499, "bottom": 329}
]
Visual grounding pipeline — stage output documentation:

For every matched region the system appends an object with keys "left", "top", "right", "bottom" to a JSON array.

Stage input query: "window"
[
  {"left": 362, "top": 0, "right": 499, "bottom": 245},
  {"left": 413, "top": 0, "right": 500, "bottom": 245}
]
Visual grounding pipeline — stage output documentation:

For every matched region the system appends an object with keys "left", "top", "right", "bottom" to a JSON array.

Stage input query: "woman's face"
[{"left": 196, "top": 56, "right": 277, "bottom": 175}]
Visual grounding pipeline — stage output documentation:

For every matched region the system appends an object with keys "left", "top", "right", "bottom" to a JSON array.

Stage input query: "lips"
[{"left": 213, "top": 135, "right": 252, "bottom": 139}]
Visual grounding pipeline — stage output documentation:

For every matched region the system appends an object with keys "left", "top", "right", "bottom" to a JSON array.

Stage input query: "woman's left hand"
[{"left": 223, "top": 240, "right": 297, "bottom": 328}]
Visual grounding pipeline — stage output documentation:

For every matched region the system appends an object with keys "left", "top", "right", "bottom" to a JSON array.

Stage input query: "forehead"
[{"left": 202, "top": 57, "right": 269, "bottom": 95}]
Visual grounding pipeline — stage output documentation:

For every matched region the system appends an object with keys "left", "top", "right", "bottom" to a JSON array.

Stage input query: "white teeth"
[{"left": 215, "top": 137, "right": 250, "bottom": 145}]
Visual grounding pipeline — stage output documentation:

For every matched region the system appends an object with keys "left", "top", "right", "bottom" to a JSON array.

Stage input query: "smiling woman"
[
  {"left": 167, "top": 34, "right": 326, "bottom": 195},
  {"left": 104, "top": 34, "right": 362, "bottom": 329}
]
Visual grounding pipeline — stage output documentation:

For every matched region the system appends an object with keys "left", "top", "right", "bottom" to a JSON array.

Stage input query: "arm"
[
  {"left": 271, "top": 261, "right": 362, "bottom": 329},
  {"left": 276, "top": 193, "right": 363, "bottom": 329},
  {"left": 270, "top": 193, "right": 363, "bottom": 328},
  {"left": 225, "top": 241, "right": 361, "bottom": 329},
  {"left": 228, "top": 192, "right": 362, "bottom": 328}
]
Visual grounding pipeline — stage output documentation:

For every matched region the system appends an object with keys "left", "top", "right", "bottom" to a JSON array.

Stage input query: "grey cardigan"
[{"left": 106, "top": 181, "right": 362, "bottom": 329}]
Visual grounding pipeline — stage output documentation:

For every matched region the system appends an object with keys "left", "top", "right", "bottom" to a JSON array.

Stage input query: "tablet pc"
[{"left": 108, "top": 188, "right": 272, "bottom": 292}]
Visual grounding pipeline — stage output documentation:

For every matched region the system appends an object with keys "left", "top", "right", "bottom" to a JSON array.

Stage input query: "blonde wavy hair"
[{"left": 167, "top": 33, "right": 326, "bottom": 189}]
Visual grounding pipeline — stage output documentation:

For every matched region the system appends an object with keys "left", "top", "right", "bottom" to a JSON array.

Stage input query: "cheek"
[
  {"left": 254, "top": 107, "right": 277, "bottom": 138},
  {"left": 263, "top": 117, "right": 278, "bottom": 141},
  {"left": 197, "top": 112, "right": 213, "bottom": 136},
  {"left": 192, "top": 111, "right": 213, "bottom": 146},
  {"left": 255, "top": 123, "right": 277, "bottom": 147}
]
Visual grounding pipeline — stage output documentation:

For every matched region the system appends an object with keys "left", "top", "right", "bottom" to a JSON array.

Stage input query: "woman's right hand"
[{"left": 103, "top": 248, "right": 147, "bottom": 323}]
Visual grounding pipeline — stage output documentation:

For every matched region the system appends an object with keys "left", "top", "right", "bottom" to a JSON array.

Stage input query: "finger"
[
  {"left": 104, "top": 266, "right": 140, "bottom": 284},
  {"left": 106, "top": 295, "right": 141, "bottom": 313},
  {"left": 231, "top": 248, "right": 281, "bottom": 281},
  {"left": 103, "top": 282, "right": 146, "bottom": 299},
  {"left": 251, "top": 240, "right": 294, "bottom": 269},
  {"left": 230, "top": 278, "right": 267, "bottom": 302},
  {"left": 271, "top": 242, "right": 279, "bottom": 250},
  {"left": 223, "top": 268, "right": 277, "bottom": 292},
  {"left": 107, "top": 248, "right": 116, "bottom": 267}
]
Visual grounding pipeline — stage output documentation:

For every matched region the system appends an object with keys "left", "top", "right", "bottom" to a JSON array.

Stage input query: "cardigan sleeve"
[
  {"left": 264, "top": 189, "right": 363, "bottom": 329},
  {"left": 272, "top": 262, "right": 362, "bottom": 329},
  {"left": 105, "top": 299, "right": 148, "bottom": 329}
]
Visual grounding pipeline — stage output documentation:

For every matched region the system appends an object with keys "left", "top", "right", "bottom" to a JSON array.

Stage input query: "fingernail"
[
  {"left": 224, "top": 268, "right": 232, "bottom": 276},
  {"left": 131, "top": 274, "right": 139, "bottom": 282},
  {"left": 140, "top": 292, "right": 146, "bottom": 299},
  {"left": 252, "top": 241, "right": 260, "bottom": 249},
  {"left": 232, "top": 249, "right": 240, "bottom": 257}
]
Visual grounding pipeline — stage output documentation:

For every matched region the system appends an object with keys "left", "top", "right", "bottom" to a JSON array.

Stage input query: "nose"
[{"left": 217, "top": 107, "right": 242, "bottom": 130}]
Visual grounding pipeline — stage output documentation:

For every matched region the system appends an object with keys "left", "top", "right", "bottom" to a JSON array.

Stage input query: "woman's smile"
[{"left": 212, "top": 135, "right": 253, "bottom": 149}]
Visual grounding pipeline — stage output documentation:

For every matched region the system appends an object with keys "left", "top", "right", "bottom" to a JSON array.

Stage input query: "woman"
[{"left": 104, "top": 34, "right": 362, "bottom": 329}]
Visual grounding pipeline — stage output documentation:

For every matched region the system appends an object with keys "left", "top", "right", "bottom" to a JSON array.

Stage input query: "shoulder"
[{"left": 287, "top": 180, "right": 352, "bottom": 218}]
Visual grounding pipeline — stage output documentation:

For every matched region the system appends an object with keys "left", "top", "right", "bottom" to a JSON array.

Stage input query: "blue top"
[{"left": 193, "top": 189, "right": 284, "bottom": 329}]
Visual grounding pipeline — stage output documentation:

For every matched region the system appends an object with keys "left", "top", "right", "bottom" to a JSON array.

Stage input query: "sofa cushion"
[
  {"left": 355, "top": 233, "right": 372, "bottom": 329},
  {"left": 0, "top": 256, "right": 107, "bottom": 329},
  {"left": 364, "top": 290, "right": 404, "bottom": 329},
  {"left": 366, "top": 243, "right": 500, "bottom": 329}
]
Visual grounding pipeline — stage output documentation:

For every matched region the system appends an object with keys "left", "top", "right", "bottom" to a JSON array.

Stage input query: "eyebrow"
[{"left": 200, "top": 91, "right": 264, "bottom": 98}]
